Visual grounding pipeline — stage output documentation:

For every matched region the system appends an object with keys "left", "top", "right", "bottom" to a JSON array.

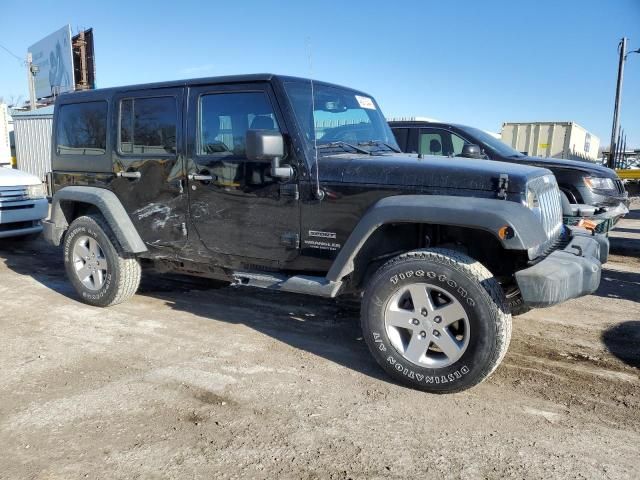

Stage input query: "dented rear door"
[{"left": 110, "top": 87, "right": 188, "bottom": 249}]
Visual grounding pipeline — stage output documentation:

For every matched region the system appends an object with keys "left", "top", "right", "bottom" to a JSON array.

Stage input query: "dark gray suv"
[{"left": 389, "top": 120, "right": 629, "bottom": 233}]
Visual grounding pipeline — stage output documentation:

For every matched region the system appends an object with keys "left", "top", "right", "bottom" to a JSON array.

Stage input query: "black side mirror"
[
  {"left": 246, "top": 129, "right": 284, "bottom": 161},
  {"left": 461, "top": 143, "right": 482, "bottom": 159},
  {"left": 245, "top": 129, "right": 292, "bottom": 179}
]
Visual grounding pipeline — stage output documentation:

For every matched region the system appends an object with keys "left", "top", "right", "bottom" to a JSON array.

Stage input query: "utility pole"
[
  {"left": 608, "top": 38, "right": 626, "bottom": 168},
  {"left": 26, "top": 52, "right": 38, "bottom": 111}
]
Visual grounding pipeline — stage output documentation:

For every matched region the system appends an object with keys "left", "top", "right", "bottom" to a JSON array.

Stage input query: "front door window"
[
  {"left": 198, "top": 92, "right": 280, "bottom": 189},
  {"left": 419, "top": 128, "right": 469, "bottom": 157}
]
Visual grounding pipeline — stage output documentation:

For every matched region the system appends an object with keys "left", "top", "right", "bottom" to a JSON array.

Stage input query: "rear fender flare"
[{"left": 48, "top": 186, "right": 147, "bottom": 253}]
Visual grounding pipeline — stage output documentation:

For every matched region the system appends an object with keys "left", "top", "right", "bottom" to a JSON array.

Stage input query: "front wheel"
[
  {"left": 63, "top": 214, "right": 141, "bottom": 307},
  {"left": 361, "top": 248, "right": 511, "bottom": 393}
]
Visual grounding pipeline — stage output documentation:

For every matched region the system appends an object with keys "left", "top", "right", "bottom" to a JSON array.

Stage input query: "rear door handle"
[
  {"left": 188, "top": 173, "right": 214, "bottom": 182},
  {"left": 117, "top": 171, "right": 141, "bottom": 179}
]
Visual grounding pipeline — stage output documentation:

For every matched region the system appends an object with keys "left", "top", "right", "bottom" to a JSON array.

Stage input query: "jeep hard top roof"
[
  {"left": 56, "top": 74, "right": 373, "bottom": 102},
  {"left": 388, "top": 119, "right": 466, "bottom": 129}
]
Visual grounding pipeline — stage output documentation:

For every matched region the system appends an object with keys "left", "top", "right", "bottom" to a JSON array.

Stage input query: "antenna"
[{"left": 306, "top": 37, "right": 324, "bottom": 201}]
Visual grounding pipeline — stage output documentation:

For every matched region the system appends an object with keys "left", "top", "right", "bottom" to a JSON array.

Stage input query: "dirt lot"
[{"left": 0, "top": 208, "right": 639, "bottom": 480}]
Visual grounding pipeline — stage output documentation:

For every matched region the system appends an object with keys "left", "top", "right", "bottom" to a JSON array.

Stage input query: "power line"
[{"left": 0, "top": 43, "right": 23, "bottom": 63}]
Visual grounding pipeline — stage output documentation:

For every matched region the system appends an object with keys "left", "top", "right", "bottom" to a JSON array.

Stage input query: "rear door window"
[
  {"left": 119, "top": 96, "right": 177, "bottom": 155},
  {"left": 56, "top": 101, "right": 108, "bottom": 155}
]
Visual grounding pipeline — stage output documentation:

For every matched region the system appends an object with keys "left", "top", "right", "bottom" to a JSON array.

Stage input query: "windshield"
[
  {"left": 284, "top": 81, "right": 399, "bottom": 154},
  {"left": 459, "top": 125, "right": 525, "bottom": 158}
]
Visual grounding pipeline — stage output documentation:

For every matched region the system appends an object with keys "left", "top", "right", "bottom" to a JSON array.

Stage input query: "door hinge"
[
  {"left": 279, "top": 183, "right": 299, "bottom": 200},
  {"left": 497, "top": 174, "right": 509, "bottom": 200},
  {"left": 280, "top": 232, "right": 300, "bottom": 249},
  {"left": 181, "top": 222, "right": 187, "bottom": 236}
]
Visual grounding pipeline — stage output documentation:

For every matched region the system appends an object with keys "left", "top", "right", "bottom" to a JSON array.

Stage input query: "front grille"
[
  {"left": 0, "top": 186, "right": 29, "bottom": 203},
  {"left": 527, "top": 174, "right": 564, "bottom": 258},
  {"left": 531, "top": 175, "right": 563, "bottom": 239},
  {"left": 614, "top": 179, "right": 626, "bottom": 194}
]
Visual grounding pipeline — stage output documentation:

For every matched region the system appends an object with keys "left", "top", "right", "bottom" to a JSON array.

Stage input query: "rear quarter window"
[{"left": 56, "top": 101, "right": 108, "bottom": 156}]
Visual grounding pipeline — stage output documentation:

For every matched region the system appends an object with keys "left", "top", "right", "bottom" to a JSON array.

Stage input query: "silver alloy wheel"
[
  {"left": 72, "top": 235, "right": 108, "bottom": 291},
  {"left": 384, "top": 283, "right": 470, "bottom": 368}
]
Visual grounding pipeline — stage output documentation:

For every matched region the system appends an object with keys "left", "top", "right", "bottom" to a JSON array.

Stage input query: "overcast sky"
[{"left": 1, "top": 0, "right": 639, "bottom": 148}]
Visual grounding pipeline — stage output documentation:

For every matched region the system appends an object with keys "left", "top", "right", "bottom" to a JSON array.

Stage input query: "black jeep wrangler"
[{"left": 44, "top": 74, "right": 607, "bottom": 393}]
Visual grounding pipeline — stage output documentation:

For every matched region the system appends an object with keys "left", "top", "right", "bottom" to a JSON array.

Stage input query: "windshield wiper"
[
  {"left": 317, "top": 141, "right": 372, "bottom": 155},
  {"left": 357, "top": 140, "right": 401, "bottom": 153}
]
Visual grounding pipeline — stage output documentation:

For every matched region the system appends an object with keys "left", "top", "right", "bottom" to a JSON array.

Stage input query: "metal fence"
[
  {"left": 12, "top": 108, "right": 53, "bottom": 180},
  {"left": 315, "top": 119, "right": 364, "bottom": 139}
]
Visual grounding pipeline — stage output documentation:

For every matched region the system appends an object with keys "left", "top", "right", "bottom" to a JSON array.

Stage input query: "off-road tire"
[
  {"left": 361, "top": 248, "right": 512, "bottom": 393},
  {"left": 63, "top": 214, "right": 141, "bottom": 307}
]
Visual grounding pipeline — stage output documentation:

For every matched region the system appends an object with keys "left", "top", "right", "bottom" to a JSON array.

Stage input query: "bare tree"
[{"left": 0, "top": 94, "right": 25, "bottom": 107}]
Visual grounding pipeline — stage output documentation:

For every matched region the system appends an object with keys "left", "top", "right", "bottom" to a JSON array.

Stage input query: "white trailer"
[
  {"left": 12, "top": 106, "right": 54, "bottom": 180},
  {"left": 501, "top": 121, "right": 600, "bottom": 162}
]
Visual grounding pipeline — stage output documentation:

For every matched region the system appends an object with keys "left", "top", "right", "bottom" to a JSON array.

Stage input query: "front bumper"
[
  {"left": 515, "top": 228, "right": 607, "bottom": 308},
  {"left": 0, "top": 197, "right": 48, "bottom": 239},
  {"left": 563, "top": 202, "right": 629, "bottom": 233}
]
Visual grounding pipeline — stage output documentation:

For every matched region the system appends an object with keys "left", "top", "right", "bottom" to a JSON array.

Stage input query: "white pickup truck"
[{"left": 0, "top": 167, "right": 48, "bottom": 239}]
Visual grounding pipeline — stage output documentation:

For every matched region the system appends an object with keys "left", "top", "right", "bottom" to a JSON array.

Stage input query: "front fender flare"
[
  {"left": 47, "top": 186, "right": 147, "bottom": 253},
  {"left": 326, "top": 195, "right": 547, "bottom": 282}
]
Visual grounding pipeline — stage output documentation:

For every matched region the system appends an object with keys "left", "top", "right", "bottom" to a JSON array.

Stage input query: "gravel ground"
[{"left": 0, "top": 208, "right": 639, "bottom": 479}]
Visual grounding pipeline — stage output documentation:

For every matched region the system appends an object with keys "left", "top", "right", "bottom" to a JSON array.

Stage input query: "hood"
[
  {"left": 319, "top": 153, "right": 548, "bottom": 193},
  {"left": 517, "top": 155, "right": 618, "bottom": 178},
  {"left": 0, "top": 167, "right": 41, "bottom": 187}
]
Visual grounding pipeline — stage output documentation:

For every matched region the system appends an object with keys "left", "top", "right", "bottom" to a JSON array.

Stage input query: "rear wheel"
[
  {"left": 361, "top": 248, "right": 511, "bottom": 393},
  {"left": 63, "top": 214, "right": 141, "bottom": 307}
]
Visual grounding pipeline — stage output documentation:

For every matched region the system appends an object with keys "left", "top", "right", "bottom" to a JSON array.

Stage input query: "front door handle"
[
  {"left": 188, "top": 173, "right": 214, "bottom": 182},
  {"left": 117, "top": 171, "right": 141, "bottom": 179}
]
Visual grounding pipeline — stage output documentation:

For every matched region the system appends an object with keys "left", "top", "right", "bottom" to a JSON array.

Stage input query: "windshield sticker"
[{"left": 355, "top": 95, "right": 376, "bottom": 110}]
